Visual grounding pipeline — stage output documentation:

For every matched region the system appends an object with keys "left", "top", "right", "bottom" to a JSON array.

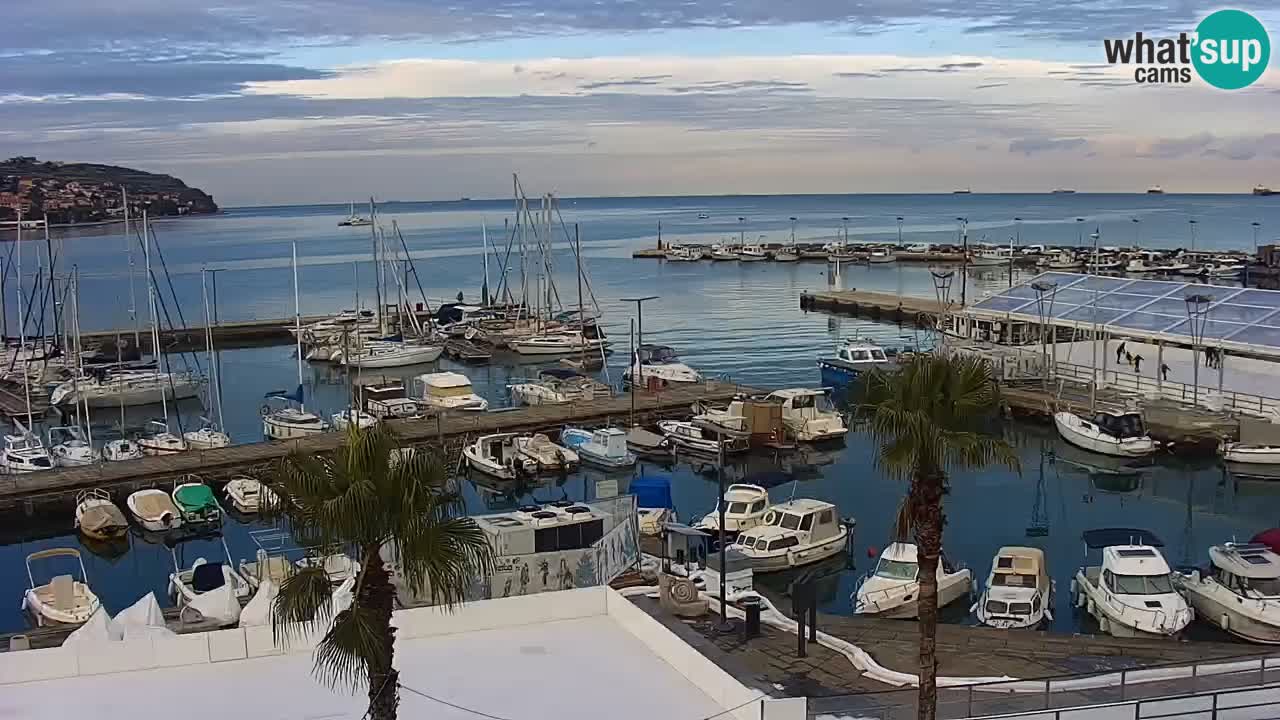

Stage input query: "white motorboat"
[
  {"left": 709, "top": 245, "right": 739, "bottom": 261},
  {"left": 169, "top": 542, "right": 252, "bottom": 627},
  {"left": 510, "top": 369, "right": 609, "bottom": 406},
  {"left": 664, "top": 245, "right": 701, "bottom": 262},
  {"left": 1044, "top": 251, "right": 1084, "bottom": 270},
  {"left": 766, "top": 388, "right": 848, "bottom": 442},
  {"left": 626, "top": 425, "right": 671, "bottom": 457},
  {"left": 338, "top": 202, "right": 373, "bottom": 227},
  {"left": 1124, "top": 258, "right": 1159, "bottom": 273},
  {"left": 22, "top": 548, "right": 100, "bottom": 626},
  {"left": 103, "top": 437, "right": 145, "bottom": 462},
  {"left": 1177, "top": 264, "right": 1208, "bottom": 276},
  {"left": 694, "top": 483, "right": 771, "bottom": 538},
  {"left": 74, "top": 488, "right": 129, "bottom": 541},
  {"left": 262, "top": 396, "right": 330, "bottom": 440},
  {"left": 657, "top": 420, "right": 749, "bottom": 455},
  {"left": 973, "top": 546, "right": 1054, "bottom": 629},
  {"left": 49, "top": 370, "right": 200, "bottom": 408},
  {"left": 737, "top": 244, "right": 768, "bottom": 262},
  {"left": 48, "top": 425, "right": 101, "bottom": 466},
  {"left": 1054, "top": 410, "right": 1155, "bottom": 458},
  {"left": 626, "top": 344, "right": 702, "bottom": 387},
  {"left": 1201, "top": 262, "right": 1245, "bottom": 278},
  {"left": 332, "top": 408, "right": 379, "bottom": 431},
  {"left": 510, "top": 329, "right": 609, "bottom": 356},
  {"left": 138, "top": 419, "right": 189, "bottom": 455},
  {"left": 413, "top": 371, "right": 488, "bottom": 412},
  {"left": 721, "top": 500, "right": 849, "bottom": 573},
  {"left": 1175, "top": 543, "right": 1280, "bottom": 644},
  {"left": 1, "top": 432, "right": 54, "bottom": 473},
  {"left": 343, "top": 339, "right": 444, "bottom": 368},
  {"left": 969, "top": 247, "right": 1012, "bottom": 267},
  {"left": 1071, "top": 528, "right": 1192, "bottom": 638},
  {"left": 127, "top": 488, "right": 183, "bottom": 532},
  {"left": 774, "top": 247, "right": 800, "bottom": 262},
  {"left": 183, "top": 419, "right": 231, "bottom": 450},
  {"left": 464, "top": 433, "right": 537, "bottom": 479},
  {"left": 854, "top": 542, "right": 973, "bottom": 618},
  {"left": 224, "top": 475, "right": 273, "bottom": 514},
  {"left": 868, "top": 250, "right": 897, "bottom": 264},
  {"left": 514, "top": 433, "right": 580, "bottom": 471},
  {"left": 1086, "top": 259, "right": 1124, "bottom": 272},
  {"left": 559, "top": 427, "right": 636, "bottom": 469},
  {"left": 1222, "top": 442, "right": 1280, "bottom": 465},
  {"left": 691, "top": 397, "right": 749, "bottom": 433}
]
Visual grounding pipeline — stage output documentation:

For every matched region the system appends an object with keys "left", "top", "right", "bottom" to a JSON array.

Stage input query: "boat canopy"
[
  {"left": 1091, "top": 411, "right": 1146, "bottom": 439},
  {"left": 631, "top": 473, "right": 673, "bottom": 510},
  {"left": 1210, "top": 543, "right": 1280, "bottom": 578},
  {"left": 637, "top": 344, "right": 679, "bottom": 363},
  {"left": 1081, "top": 528, "right": 1164, "bottom": 549},
  {"left": 175, "top": 484, "right": 215, "bottom": 510}
]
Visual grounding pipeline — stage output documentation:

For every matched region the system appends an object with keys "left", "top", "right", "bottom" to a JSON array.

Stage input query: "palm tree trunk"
[
  {"left": 363, "top": 551, "right": 400, "bottom": 720},
  {"left": 911, "top": 469, "right": 945, "bottom": 720}
]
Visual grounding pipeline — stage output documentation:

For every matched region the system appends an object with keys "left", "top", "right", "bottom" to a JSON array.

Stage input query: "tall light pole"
[
  {"left": 841, "top": 217, "right": 850, "bottom": 247},
  {"left": 1189, "top": 219, "right": 1198, "bottom": 254},
  {"left": 738, "top": 217, "right": 745, "bottom": 247},
  {"left": 1132, "top": 217, "right": 1141, "bottom": 249},
  {"left": 1185, "top": 293, "right": 1212, "bottom": 407},
  {"left": 1011, "top": 217, "right": 1022, "bottom": 289},
  {"left": 1075, "top": 217, "right": 1084, "bottom": 247},
  {"left": 956, "top": 217, "right": 969, "bottom": 306},
  {"left": 896, "top": 216, "right": 904, "bottom": 246},
  {"left": 1032, "top": 281, "right": 1058, "bottom": 390},
  {"left": 931, "top": 269, "right": 955, "bottom": 342},
  {"left": 790, "top": 216, "right": 797, "bottom": 247},
  {"left": 1251, "top": 221, "right": 1262, "bottom": 286},
  {"left": 621, "top": 295, "right": 659, "bottom": 391}
]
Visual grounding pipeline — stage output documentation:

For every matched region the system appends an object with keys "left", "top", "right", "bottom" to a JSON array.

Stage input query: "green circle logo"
[{"left": 1193, "top": 9, "right": 1270, "bottom": 89}]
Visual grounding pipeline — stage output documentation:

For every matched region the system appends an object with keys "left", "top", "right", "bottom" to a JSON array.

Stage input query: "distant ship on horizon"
[
  {"left": 1147, "top": 185, "right": 1164, "bottom": 194},
  {"left": 1050, "top": 188, "right": 1076, "bottom": 194},
  {"left": 953, "top": 187, "right": 972, "bottom": 194},
  {"left": 1255, "top": 185, "right": 1276, "bottom": 196}
]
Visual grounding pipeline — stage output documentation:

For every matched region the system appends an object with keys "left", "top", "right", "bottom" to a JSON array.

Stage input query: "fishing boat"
[
  {"left": 74, "top": 488, "right": 128, "bottom": 541},
  {"left": 625, "top": 425, "right": 671, "bottom": 457},
  {"left": 969, "top": 247, "right": 1012, "bottom": 267},
  {"left": 626, "top": 344, "right": 702, "bottom": 386},
  {"left": 657, "top": 420, "right": 749, "bottom": 455},
  {"left": 126, "top": 488, "right": 183, "bottom": 532},
  {"left": 1, "top": 432, "right": 54, "bottom": 473},
  {"left": 709, "top": 245, "right": 739, "bottom": 261},
  {"left": 1124, "top": 257, "right": 1160, "bottom": 273},
  {"left": 514, "top": 433, "right": 580, "bottom": 471},
  {"left": 559, "top": 427, "right": 636, "bottom": 469},
  {"left": 103, "top": 437, "right": 145, "bottom": 462},
  {"left": 48, "top": 425, "right": 101, "bottom": 466},
  {"left": 510, "top": 329, "right": 609, "bottom": 357},
  {"left": 664, "top": 246, "right": 700, "bottom": 262},
  {"left": 854, "top": 542, "right": 973, "bottom": 618},
  {"left": 464, "top": 433, "right": 537, "bottom": 479},
  {"left": 737, "top": 244, "right": 768, "bottom": 262},
  {"left": 867, "top": 249, "right": 897, "bottom": 264},
  {"left": 973, "top": 546, "right": 1053, "bottom": 629},
  {"left": 774, "top": 246, "right": 800, "bottom": 262},
  {"left": 818, "top": 338, "right": 896, "bottom": 389},
  {"left": 1072, "top": 528, "right": 1192, "bottom": 638},
  {"left": 1175, "top": 542, "right": 1280, "bottom": 644},
  {"left": 225, "top": 475, "right": 272, "bottom": 514},
  {"left": 1222, "top": 442, "right": 1280, "bottom": 466},
  {"left": 693, "top": 483, "right": 770, "bottom": 538},
  {"left": 169, "top": 540, "right": 252, "bottom": 627},
  {"left": 766, "top": 388, "right": 848, "bottom": 442},
  {"left": 1054, "top": 410, "right": 1155, "bottom": 457},
  {"left": 22, "top": 548, "right": 100, "bottom": 626},
  {"left": 719, "top": 500, "right": 849, "bottom": 573},
  {"left": 138, "top": 419, "right": 189, "bottom": 455},
  {"left": 183, "top": 418, "right": 231, "bottom": 450},
  {"left": 171, "top": 476, "right": 222, "bottom": 527},
  {"left": 1044, "top": 251, "right": 1084, "bottom": 270},
  {"left": 413, "top": 371, "right": 488, "bottom": 412}
]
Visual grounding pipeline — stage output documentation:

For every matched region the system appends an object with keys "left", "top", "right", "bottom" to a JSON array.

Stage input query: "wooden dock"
[
  {"left": 0, "top": 380, "right": 753, "bottom": 509},
  {"left": 800, "top": 289, "right": 945, "bottom": 326}
]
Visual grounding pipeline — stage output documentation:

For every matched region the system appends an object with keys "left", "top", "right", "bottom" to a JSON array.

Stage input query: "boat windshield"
[
  {"left": 641, "top": 347, "right": 679, "bottom": 364},
  {"left": 875, "top": 558, "right": 918, "bottom": 581},
  {"left": 1109, "top": 573, "right": 1174, "bottom": 595},
  {"left": 770, "top": 512, "right": 803, "bottom": 530},
  {"left": 870, "top": 349, "right": 887, "bottom": 361},
  {"left": 1243, "top": 577, "right": 1280, "bottom": 597},
  {"left": 726, "top": 502, "right": 748, "bottom": 514},
  {"left": 992, "top": 572, "right": 1035, "bottom": 588},
  {"left": 1093, "top": 413, "right": 1146, "bottom": 439}
]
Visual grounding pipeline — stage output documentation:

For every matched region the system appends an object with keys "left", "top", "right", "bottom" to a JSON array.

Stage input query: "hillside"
[{"left": 0, "top": 156, "right": 218, "bottom": 224}]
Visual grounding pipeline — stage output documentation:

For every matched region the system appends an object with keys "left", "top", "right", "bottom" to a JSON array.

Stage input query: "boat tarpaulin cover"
[{"left": 631, "top": 473, "right": 673, "bottom": 510}]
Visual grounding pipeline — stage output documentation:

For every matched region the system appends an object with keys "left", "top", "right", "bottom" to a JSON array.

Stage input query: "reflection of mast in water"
[
  {"left": 1026, "top": 443, "right": 1049, "bottom": 537},
  {"left": 1181, "top": 471, "right": 1195, "bottom": 566}
]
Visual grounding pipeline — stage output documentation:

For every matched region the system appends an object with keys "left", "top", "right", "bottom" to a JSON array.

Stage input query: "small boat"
[
  {"left": 560, "top": 427, "right": 636, "bottom": 469},
  {"left": 138, "top": 419, "right": 189, "bottom": 456},
  {"left": 338, "top": 202, "right": 373, "bottom": 227},
  {"left": 694, "top": 483, "right": 770, "bottom": 538},
  {"left": 766, "top": 388, "right": 848, "bottom": 442},
  {"left": 1071, "top": 528, "right": 1192, "bottom": 638},
  {"left": 103, "top": 437, "right": 145, "bottom": 462},
  {"left": 510, "top": 329, "right": 609, "bottom": 357},
  {"left": 127, "top": 488, "right": 184, "bottom": 532},
  {"left": 817, "top": 338, "right": 896, "bottom": 390},
  {"left": 1200, "top": 262, "right": 1244, "bottom": 278},
  {"left": 1156, "top": 260, "right": 1192, "bottom": 274},
  {"left": 968, "top": 248, "right": 1011, "bottom": 267},
  {"left": 709, "top": 245, "right": 739, "bottom": 261},
  {"left": 169, "top": 541, "right": 252, "bottom": 627},
  {"left": 1044, "top": 251, "right": 1084, "bottom": 270},
  {"left": 1054, "top": 410, "right": 1155, "bottom": 458},
  {"left": 360, "top": 379, "right": 422, "bottom": 419},
  {"left": 1254, "top": 185, "right": 1276, "bottom": 197},
  {"left": 1175, "top": 543, "right": 1280, "bottom": 644},
  {"left": 22, "top": 548, "right": 100, "bottom": 626},
  {"left": 867, "top": 250, "right": 897, "bottom": 264},
  {"left": 774, "top": 247, "right": 800, "bottom": 262},
  {"left": 464, "top": 432, "right": 537, "bottom": 479},
  {"left": 625, "top": 344, "right": 702, "bottom": 387},
  {"left": 183, "top": 419, "right": 231, "bottom": 450},
  {"left": 719, "top": 500, "right": 849, "bottom": 573},
  {"left": 625, "top": 425, "right": 671, "bottom": 458},
  {"left": 225, "top": 475, "right": 272, "bottom": 514},
  {"left": 691, "top": 397, "right": 750, "bottom": 434},
  {"left": 973, "top": 546, "right": 1054, "bottom": 629},
  {"left": 74, "top": 488, "right": 128, "bottom": 541},
  {"left": 1222, "top": 442, "right": 1280, "bottom": 466},
  {"left": 697, "top": 213, "right": 710, "bottom": 219},
  {"left": 48, "top": 425, "right": 101, "bottom": 466},
  {"left": 737, "top": 244, "right": 769, "bottom": 262},
  {"left": 1147, "top": 185, "right": 1164, "bottom": 194},
  {"left": 1, "top": 432, "right": 54, "bottom": 473},
  {"left": 262, "top": 396, "right": 331, "bottom": 440},
  {"left": 343, "top": 339, "right": 444, "bottom": 368},
  {"left": 664, "top": 246, "right": 701, "bottom": 262},
  {"left": 1051, "top": 188, "right": 1076, "bottom": 194},
  {"left": 657, "top": 420, "right": 749, "bottom": 455},
  {"left": 1124, "top": 258, "right": 1159, "bottom": 273},
  {"left": 514, "top": 433, "right": 580, "bottom": 471},
  {"left": 414, "top": 371, "right": 489, "bottom": 412},
  {"left": 854, "top": 542, "right": 973, "bottom": 618},
  {"left": 444, "top": 338, "right": 492, "bottom": 363},
  {"left": 332, "top": 408, "right": 379, "bottom": 431},
  {"left": 172, "top": 476, "right": 222, "bottom": 527},
  {"left": 1177, "top": 264, "right": 1209, "bottom": 276},
  {"left": 1086, "top": 258, "right": 1123, "bottom": 272}
]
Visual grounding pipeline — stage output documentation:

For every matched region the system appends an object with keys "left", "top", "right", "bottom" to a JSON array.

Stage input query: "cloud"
[
  {"left": 833, "top": 72, "right": 884, "bottom": 79},
  {"left": 1008, "top": 136, "right": 1088, "bottom": 155},
  {"left": 668, "top": 79, "right": 811, "bottom": 94},
  {"left": 0, "top": 57, "right": 332, "bottom": 98},
  {"left": 974, "top": 82, "right": 1008, "bottom": 89},
  {"left": 1143, "top": 132, "right": 1215, "bottom": 158}
]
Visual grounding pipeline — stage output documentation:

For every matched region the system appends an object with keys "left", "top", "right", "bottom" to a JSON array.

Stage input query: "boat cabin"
[
  {"left": 734, "top": 499, "right": 841, "bottom": 553},
  {"left": 359, "top": 379, "right": 420, "bottom": 419},
  {"left": 636, "top": 344, "right": 681, "bottom": 365},
  {"left": 1089, "top": 411, "right": 1147, "bottom": 440},
  {"left": 834, "top": 342, "right": 888, "bottom": 366},
  {"left": 1207, "top": 543, "right": 1280, "bottom": 599},
  {"left": 698, "top": 483, "right": 769, "bottom": 534},
  {"left": 981, "top": 546, "right": 1049, "bottom": 621},
  {"left": 413, "top": 372, "right": 480, "bottom": 405}
]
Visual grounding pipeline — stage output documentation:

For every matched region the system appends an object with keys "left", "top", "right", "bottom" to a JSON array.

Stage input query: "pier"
[
  {"left": 0, "top": 379, "right": 753, "bottom": 509},
  {"left": 800, "top": 289, "right": 945, "bottom": 326}
]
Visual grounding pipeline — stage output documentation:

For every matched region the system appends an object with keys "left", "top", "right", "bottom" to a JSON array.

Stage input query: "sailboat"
[
  {"left": 136, "top": 211, "right": 188, "bottom": 457},
  {"left": 337, "top": 201, "right": 372, "bottom": 227},
  {"left": 3, "top": 220, "right": 53, "bottom": 474},
  {"left": 184, "top": 270, "right": 231, "bottom": 450},
  {"left": 264, "top": 243, "right": 331, "bottom": 440},
  {"left": 49, "top": 270, "right": 101, "bottom": 466}
]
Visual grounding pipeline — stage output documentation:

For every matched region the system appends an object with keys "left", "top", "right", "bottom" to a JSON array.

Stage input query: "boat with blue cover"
[{"left": 817, "top": 338, "right": 896, "bottom": 389}]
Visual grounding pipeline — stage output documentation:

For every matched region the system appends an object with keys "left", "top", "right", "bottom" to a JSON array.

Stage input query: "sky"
[{"left": 2, "top": 1, "right": 1279, "bottom": 205}]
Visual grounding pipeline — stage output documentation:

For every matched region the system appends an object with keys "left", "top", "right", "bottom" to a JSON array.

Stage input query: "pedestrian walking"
[
  {"left": 1133, "top": 354, "right": 1144, "bottom": 373},
  {"left": 1125, "top": 351, "right": 1133, "bottom": 367},
  {"left": 1116, "top": 341, "right": 1126, "bottom": 364},
  {"left": 1161, "top": 362, "right": 1171, "bottom": 381}
]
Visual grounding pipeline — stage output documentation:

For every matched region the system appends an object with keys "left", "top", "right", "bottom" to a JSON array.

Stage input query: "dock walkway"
[
  {"left": 0, "top": 380, "right": 751, "bottom": 508},
  {"left": 800, "top": 290, "right": 944, "bottom": 326}
]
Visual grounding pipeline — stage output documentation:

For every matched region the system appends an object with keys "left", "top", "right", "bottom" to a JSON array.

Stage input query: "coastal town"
[{"left": 0, "top": 157, "right": 218, "bottom": 226}]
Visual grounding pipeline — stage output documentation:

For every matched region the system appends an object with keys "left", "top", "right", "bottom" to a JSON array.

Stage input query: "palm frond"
[
  {"left": 272, "top": 565, "right": 338, "bottom": 646},
  {"left": 313, "top": 604, "right": 388, "bottom": 690}
]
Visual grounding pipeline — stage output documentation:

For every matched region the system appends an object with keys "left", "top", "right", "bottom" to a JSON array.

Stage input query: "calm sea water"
[{"left": 3, "top": 193, "right": 1280, "bottom": 636}]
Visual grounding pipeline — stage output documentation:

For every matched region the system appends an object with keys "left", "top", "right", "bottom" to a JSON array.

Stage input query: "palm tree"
[
  {"left": 858, "top": 354, "right": 1019, "bottom": 720},
  {"left": 261, "top": 425, "right": 494, "bottom": 720}
]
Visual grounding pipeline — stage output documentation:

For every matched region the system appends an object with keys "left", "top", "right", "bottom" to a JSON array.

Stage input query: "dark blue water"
[{"left": 3, "top": 194, "right": 1280, "bottom": 635}]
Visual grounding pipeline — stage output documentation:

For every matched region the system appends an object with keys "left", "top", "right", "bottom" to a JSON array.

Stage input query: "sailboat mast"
[
  {"left": 482, "top": 221, "right": 490, "bottom": 306},
  {"left": 73, "top": 268, "right": 92, "bottom": 447},
  {"left": 144, "top": 210, "right": 168, "bottom": 425},
  {"left": 576, "top": 223, "right": 584, "bottom": 365},
  {"left": 123, "top": 188, "right": 139, "bottom": 348},
  {"left": 292, "top": 241, "right": 304, "bottom": 410},
  {"left": 370, "top": 197, "right": 382, "bottom": 334},
  {"left": 201, "top": 269, "right": 218, "bottom": 429},
  {"left": 17, "top": 208, "right": 32, "bottom": 431}
]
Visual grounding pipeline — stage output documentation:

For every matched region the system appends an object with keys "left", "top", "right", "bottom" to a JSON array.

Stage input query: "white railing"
[{"left": 1050, "top": 360, "right": 1280, "bottom": 418}]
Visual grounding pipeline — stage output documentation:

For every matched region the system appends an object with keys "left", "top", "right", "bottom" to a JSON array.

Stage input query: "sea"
[{"left": 4, "top": 192, "right": 1280, "bottom": 636}]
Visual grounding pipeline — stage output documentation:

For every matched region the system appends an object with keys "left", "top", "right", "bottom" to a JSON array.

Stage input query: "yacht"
[
  {"left": 1254, "top": 185, "right": 1276, "bottom": 197},
  {"left": 766, "top": 388, "right": 847, "bottom": 442},
  {"left": 510, "top": 329, "right": 609, "bottom": 357},
  {"left": 1054, "top": 410, "right": 1156, "bottom": 457},
  {"left": 183, "top": 418, "right": 231, "bottom": 450},
  {"left": 413, "top": 371, "right": 488, "bottom": 412},
  {"left": 337, "top": 202, "right": 373, "bottom": 227},
  {"left": 1071, "top": 528, "right": 1192, "bottom": 638},
  {"left": 342, "top": 339, "right": 444, "bottom": 368},
  {"left": 626, "top": 344, "right": 702, "bottom": 387},
  {"left": 138, "top": 419, "right": 189, "bottom": 455},
  {"left": 262, "top": 394, "right": 330, "bottom": 440},
  {"left": 1, "top": 432, "right": 54, "bottom": 473},
  {"left": 49, "top": 369, "right": 200, "bottom": 408},
  {"left": 657, "top": 420, "right": 750, "bottom": 455},
  {"left": 225, "top": 475, "right": 272, "bottom": 514},
  {"left": 737, "top": 244, "right": 768, "bottom": 262},
  {"left": 719, "top": 500, "right": 848, "bottom": 573},
  {"left": 48, "top": 425, "right": 101, "bottom": 467},
  {"left": 559, "top": 427, "right": 636, "bottom": 469},
  {"left": 694, "top": 484, "right": 770, "bottom": 541},
  {"left": 973, "top": 546, "right": 1054, "bottom": 629},
  {"left": 1175, "top": 543, "right": 1280, "bottom": 644},
  {"left": 818, "top": 338, "right": 895, "bottom": 389},
  {"left": 22, "top": 548, "right": 100, "bottom": 626},
  {"left": 126, "top": 488, "right": 183, "bottom": 532},
  {"left": 74, "top": 489, "right": 128, "bottom": 541},
  {"left": 514, "top": 433, "right": 580, "bottom": 471},
  {"left": 854, "top": 542, "right": 973, "bottom": 618},
  {"left": 463, "top": 433, "right": 537, "bottom": 479}
]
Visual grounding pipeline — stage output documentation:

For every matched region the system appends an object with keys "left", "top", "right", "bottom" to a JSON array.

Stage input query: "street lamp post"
[
  {"left": 1189, "top": 219, "right": 1198, "bottom": 254},
  {"left": 1011, "top": 217, "right": 1022, "bottom": 288},
  {"left": 1185, "top": 293, "right": 1212, "bottom": 407},
  {"left": 896, "top": 216, "right": 904, "bottom": 246},
  {"left": 1251, "top": 221, "right": 1262, "bottom": 285},
  {"left": 738, "top": 217, "right": 745, "bottom": 247},
  {"left": 621, "top": 295, "right": 659, "bottom": 394},
  {"left": 841, "top": 217, "right": 849, "bottom": 247},
  {"left": 1032, "top": 281, "right": 1058, "bottom": 390},
  {"left": 1132, "top": 217, "right": 1141, "bottom": 249},
  {"left": 713, "top": 426, "right": 732, "bottom": 632},
  {"left": 790, "top": 217, "right": 797, "bottom": 246},
  {"left": 931, "top": 269, "right": 955, "bottom": 342},
  {"left": 956, "top": 217, "right": 969, "bottom": 306}
]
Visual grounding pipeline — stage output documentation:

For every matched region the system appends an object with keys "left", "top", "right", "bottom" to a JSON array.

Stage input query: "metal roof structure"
[{"left": 967, "top": 272, "right": 1280, "bottom": 358}]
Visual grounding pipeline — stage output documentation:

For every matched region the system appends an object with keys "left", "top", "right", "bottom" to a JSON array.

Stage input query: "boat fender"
[
  {"left": 1098, "top": 616, "right": 1109, "bottom": 634},
  {"left": 261, "top": 404, "right": 270, "bottom": 417},
  {"left": 1069, "top": 578, "right": 1077, "bottom": 596},
  {"left": 1221, "top": 613, "right": 1230, "bottom": 631},
  {"left": 1086, "top": 597, "right": 1095, "bottom": 615}
]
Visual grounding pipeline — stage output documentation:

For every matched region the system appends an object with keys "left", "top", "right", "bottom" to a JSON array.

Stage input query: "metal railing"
[{"left": 1050, "top": 360, "right": 1280, "bottom": 418}]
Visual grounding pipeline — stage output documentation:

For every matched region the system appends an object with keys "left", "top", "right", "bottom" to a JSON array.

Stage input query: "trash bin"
[{"left": 742, "top": 596, "right": 762, "bottom": 639}]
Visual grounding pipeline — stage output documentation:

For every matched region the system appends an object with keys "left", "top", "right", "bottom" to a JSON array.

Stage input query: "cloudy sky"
[{"left": 2, "top": 1, "right": 1278, "bottom": 205}]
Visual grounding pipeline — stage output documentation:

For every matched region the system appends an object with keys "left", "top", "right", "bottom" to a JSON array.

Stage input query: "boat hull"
[
  {"left": 736, "top": 530, "right": 848, "bottom": 573},
  {"left": 855, "top": 571, "right": 973, "bottom": 619},
  {"left": 81, "top": 381, "right": 200, "bottom": 408},
  {"left": 1054, "top": 412, "right": 1155, "bottom": 458}
]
